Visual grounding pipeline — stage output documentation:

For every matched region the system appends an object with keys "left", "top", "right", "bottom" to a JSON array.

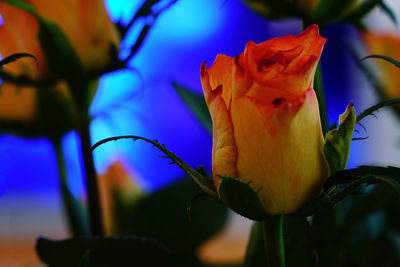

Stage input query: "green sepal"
[
  {"left": 323, "top": 102, "right": 356, "bottom": 175},
  {"left": 36, "top": 236, "right": 169, "bottom": 267},
  {"left": 217, "top": 175, "right": 269, "bottom": 221},
  {"left": 312, "top": 0, "right": 358, "bottom": 24}
]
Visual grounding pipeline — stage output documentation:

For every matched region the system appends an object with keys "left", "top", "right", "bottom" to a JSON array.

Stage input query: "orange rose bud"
[
  {"left": 201, "top": 25, "right": 329, "bottom": 215},
  {"left": 363, "top": 32, "right": 400, "bottom": 111}
]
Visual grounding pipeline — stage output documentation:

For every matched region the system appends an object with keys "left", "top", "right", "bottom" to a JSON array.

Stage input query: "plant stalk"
[
  {"left": 263, "top": 215, "right": 286, "bottom": 267},
  {"left": 77, "top": 112, "right": 104, "bottom": 236}
]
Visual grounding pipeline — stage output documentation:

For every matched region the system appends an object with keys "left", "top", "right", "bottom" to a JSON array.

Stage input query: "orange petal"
[
  {"left": 205, "top": 54, "right": 234, "bottom": 109},
  {"left": 230, "top": 89, "right": 328, "bottom": 215},
  {"left": 0, "top": 83, "right": 37, "bottom": 122},
  {"left": 206, "top": 87, "right": 238, "bottom": 189}
]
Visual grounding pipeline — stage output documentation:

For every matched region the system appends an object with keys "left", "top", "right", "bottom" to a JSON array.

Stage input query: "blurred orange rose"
[
  {"left": 0, "top": 0, "right": 119, "bottom": 122},
  {"left": 99, "top": 160, "right": 142, "bottom": 235},
  {"left": 201, "top": 25, "right": 329, "bottom": 215},
  {"left": 363, "top": 32, "right": 400, "bottom": 109}
]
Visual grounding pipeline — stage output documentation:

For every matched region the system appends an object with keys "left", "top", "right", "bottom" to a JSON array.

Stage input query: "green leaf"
[
  {"left": 338, "top": 185, "right": 396, "bottom": 241},
  {"left": 362, "top": 54, "right": 400, "bottom": 69},
  {"left": 356, "top": 98, "right": 400, "bottom": 123},
  {"left": 243, "top": 222, "right": 267, "bottom": 267},
  {"left": 91, "top": 135, "right": 219, "bottom": 200},
  {"left": 114, "top": 178, "right": 228, "bottom": 251},
  {"left": 312, "top": 0, "right": 358, "bottom": 23},
  {"left": 36, "top": 236, "right": 168, "bottom": 267},
  {"left": 218, "top": 175, "right": 269, "bottom": 221},
  {"left": 323, "top": 102, "right": 356, "bottom": 174},
  {"left": 172, "top": 82, "right": 212, "bottom": 134},
  {"left": 61, "top": 184, "right": 90, "bottom": 236},
  {"left": 0, "top": 53, "right": 38, "bottom": 67}
]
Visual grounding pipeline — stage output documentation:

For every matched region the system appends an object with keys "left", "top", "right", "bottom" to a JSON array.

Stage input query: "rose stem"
[
  {"left": 77, "top": 111, "right": 104, "bottom": 236},
  {"left": 72, "top": 78, "right": 104, "bottom": 236},
  {"left": 263, "top": 215, "right": 286, "bottom": 267}
]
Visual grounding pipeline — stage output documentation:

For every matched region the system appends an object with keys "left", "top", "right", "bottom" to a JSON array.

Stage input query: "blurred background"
[{"left": 1, "top": 0, "right": 400, "bottom": 266}]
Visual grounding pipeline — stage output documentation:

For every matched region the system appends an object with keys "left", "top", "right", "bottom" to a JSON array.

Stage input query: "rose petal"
[{"left": 230, "top": 89, "right": 328, "bottom": 214}]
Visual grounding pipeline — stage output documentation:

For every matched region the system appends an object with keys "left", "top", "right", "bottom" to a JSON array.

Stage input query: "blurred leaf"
[
  {"left": 356, "top": 98, "right": 400, "bottom": 123},
  {"left": 172, "top": 82, "right": 212, "bottom": 134},
  {"left": 91, "top": 135, "right": 219, "bottom": 200},
  {"left": 0, "top": 52, "right": 38, "bottom": 67},
  {"left": 312, "top": 0, "right": 358, "bottom": 23},
  {"left": 349, "top": 45, "right": 387, "bottom": 100},
  {"left": 61, "top": 184, "right": 90, "bottom": 236},
  {"left": 378, "top": 1, "right": 398, "bottom": 25},
  {"left": 344, "top": 0, "right": 382, "bottom": 23},
  {"left": 243, "top": 222, "right": 267, "bottom": 267},
  {"left": 218, "top": 175, "right": 269, "bottom": 221},
  {"left": 36, "top": 236, "right": 168, "bottom": 267},
  {"left": 37, "top": 19, "right": 84, "bottom": 81},
  {"left": 341, "top": 235, "right": 400, "bottom": 267},
  {"left": 338, "top": 185, "right": 396, "bottom": 241},
  {"left": 324, "top": 103, "right": 356, "bottom": 174},
  {"left": 310, "top": 206, "right": 339, "bottom": 267},
  {"left": 362, "top": 54, "right": 400, "bottom": 69},
  {"left": 120, "top": 178, "right": 228, "bottom": 252}
]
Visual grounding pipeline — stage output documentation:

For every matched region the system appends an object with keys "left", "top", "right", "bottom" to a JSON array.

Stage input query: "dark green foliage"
[
  {"left": 243, "top": 222, "right": 267, "bottom": 267},
  {"left": 296, "top": 166, "right": 400, "bottom": 216},
  {"left": 36, "top": 236, "right": 169, "bottom": 267},
  {"left": 118, "top": 178, "right": 228, "bottom": 252},
  {"left": 284, "top": 216, "right": 314, "bottom": 267}
]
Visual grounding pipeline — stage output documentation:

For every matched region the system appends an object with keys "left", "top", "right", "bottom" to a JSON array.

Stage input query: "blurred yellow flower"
[
  {"left": 363, "top": 32, "right": 400, "bottom": 105},
  {"left": 0, "top": 0, "right": 120, "bottom": 123},
  {"left": 98, "top": 160, "right": 142, "bottom": 236}
]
